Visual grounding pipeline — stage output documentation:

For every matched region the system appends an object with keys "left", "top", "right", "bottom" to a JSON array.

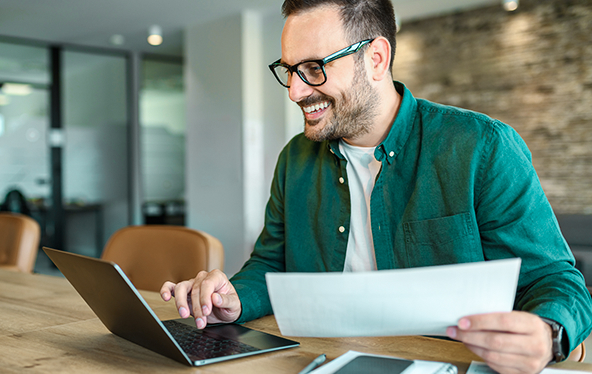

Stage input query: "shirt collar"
[{"left": 328, "top": 81, "right": 417, "bottom": 165}]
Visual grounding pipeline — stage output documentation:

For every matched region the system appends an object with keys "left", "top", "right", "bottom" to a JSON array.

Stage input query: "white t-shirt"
[{"left": 339, "top": 140, "right": 382, "bottom": 272}]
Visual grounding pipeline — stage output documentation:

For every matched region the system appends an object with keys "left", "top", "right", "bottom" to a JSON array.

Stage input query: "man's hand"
[
  {"left": 160, "top": 269, "right": 242, "bottom": 329},
  {"left": 446, "top": 311, "right": 554, "bottom": 374}
]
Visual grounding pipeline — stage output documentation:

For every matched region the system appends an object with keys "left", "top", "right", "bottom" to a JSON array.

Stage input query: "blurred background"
[{"left": 0, "top": 0, "right": 590, "bottom": 280}]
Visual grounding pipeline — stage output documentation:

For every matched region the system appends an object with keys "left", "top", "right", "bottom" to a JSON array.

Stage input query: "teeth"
[{"left": 303, "top": 101, "right": 329, "bottom": 114}]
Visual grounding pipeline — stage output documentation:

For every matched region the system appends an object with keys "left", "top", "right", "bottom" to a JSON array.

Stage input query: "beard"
[{"left": 301, "top": 59, "right": 380, "bottom": 142}]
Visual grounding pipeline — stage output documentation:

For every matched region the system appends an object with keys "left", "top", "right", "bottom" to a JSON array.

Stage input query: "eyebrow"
[{"left": 280, "top": 55, "right": 324, "bottom": 66}]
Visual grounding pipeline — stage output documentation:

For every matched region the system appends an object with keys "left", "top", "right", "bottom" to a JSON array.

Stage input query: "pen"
[{"left": 298, "top": 353, "right": 326, "bottom": 374}]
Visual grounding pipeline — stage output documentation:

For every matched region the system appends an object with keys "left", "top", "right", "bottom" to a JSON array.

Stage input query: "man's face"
[{"left": 281, "top": 6, "right": 380, "bottom": 142}]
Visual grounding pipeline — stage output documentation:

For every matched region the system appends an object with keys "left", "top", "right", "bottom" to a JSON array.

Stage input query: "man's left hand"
[{"left": 446, "top": 311, "right": 554, "bottom": 374}]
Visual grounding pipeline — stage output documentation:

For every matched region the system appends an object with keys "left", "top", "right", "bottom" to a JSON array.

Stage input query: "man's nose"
[{"left": 287, "top": 72, "right": 314, "bottom": 103}]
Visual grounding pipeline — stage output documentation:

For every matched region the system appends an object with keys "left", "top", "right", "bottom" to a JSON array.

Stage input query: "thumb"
[
  {"left": 212, "top": 292, "right": 240, "bottom": 310},
  {"left": 210, "top": 292, "right": 241, "bottom": 323}
]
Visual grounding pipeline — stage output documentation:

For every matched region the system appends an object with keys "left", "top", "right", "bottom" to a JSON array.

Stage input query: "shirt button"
[
  {"left": 389, "top": 151, "right": 395, "bottom": 157},
  {"left": 339, "top": 226, "right": 345, "bottom": 233},
  {"left": 339, "top": 177, "right": 345, "bottom": 184}
]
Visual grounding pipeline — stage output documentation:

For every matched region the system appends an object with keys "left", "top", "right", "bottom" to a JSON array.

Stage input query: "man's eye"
[{"left": 305, "top": 65, "right": 322, "bottom": 75}]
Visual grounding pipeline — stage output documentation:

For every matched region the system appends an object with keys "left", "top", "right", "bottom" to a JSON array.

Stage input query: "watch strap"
[{"left": 540, "top": 317, "right": 566, "bottom": 364}]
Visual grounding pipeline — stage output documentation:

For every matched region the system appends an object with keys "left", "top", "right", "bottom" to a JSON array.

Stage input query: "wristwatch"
[{"left": 540, "top": 317, "right": 567, "bottom": 364}]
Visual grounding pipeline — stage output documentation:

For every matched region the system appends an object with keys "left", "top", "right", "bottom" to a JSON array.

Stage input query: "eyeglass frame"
[{"left": 268, "top": 38, "right": 375, "bottom": 88}]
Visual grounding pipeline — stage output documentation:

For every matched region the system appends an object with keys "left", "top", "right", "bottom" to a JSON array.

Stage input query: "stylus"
[{"left": 298, "top": 353, "right": 326, "bottom": 374}]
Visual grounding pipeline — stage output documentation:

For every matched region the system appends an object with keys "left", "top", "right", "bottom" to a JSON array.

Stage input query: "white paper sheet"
[
  {"left": 467, "top": 360, "right": 590, "bottom": 374},
  {"left": 310, "top": 350, "right": 457, "bottom": 374},
  {"left": 266, "top": 258, "right": 521, "bottom": 337}
]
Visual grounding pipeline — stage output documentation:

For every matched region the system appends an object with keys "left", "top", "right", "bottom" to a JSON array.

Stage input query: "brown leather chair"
[
  {"left": 0, "top": 212, "right": 41, "bottom": 273},
  {"left": 568, "top": 341, "right": 586, "bottom": 362},
  {"left": 101, "top": 225, "right": 224, "bottom": 292},
  {"left": 566, "top": 285, "right": 592, "bottom": 362}
]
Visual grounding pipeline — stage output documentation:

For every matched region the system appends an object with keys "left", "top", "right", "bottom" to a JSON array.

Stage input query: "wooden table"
[{"left": 1, "top": 269, "right": 591, "bottom": 373}]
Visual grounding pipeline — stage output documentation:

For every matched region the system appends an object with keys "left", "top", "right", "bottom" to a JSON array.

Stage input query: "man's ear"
[{"left": 367, "top": 37, "right": 391, "bottom": 81}]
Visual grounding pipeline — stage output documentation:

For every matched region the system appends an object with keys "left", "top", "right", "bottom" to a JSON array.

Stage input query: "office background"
[{"left": 0, "top": 0, "right": 590, "bottom": 278}]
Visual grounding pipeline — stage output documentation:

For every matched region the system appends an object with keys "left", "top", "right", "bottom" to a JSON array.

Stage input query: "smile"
[{"left": 302, "top": 101, "right": 330, "bottom": 114}]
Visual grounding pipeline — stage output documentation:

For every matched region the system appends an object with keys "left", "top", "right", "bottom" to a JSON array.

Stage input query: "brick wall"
[{"left": 393, "top": 0, "right": 592, "bottom": 214}]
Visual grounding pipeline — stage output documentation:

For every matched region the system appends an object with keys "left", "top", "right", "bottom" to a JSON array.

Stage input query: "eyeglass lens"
[{"left": 275, "top": 61, "right": 325, "bottom": 86}]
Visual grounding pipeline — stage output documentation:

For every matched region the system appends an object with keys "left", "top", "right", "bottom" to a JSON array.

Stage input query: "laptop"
[{"left": 42, "top": 247, "right": 299, "bottom": 366}]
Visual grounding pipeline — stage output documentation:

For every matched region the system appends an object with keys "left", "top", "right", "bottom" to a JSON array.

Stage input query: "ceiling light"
[
  {"left": 1, "top": 83, "right": 32, "bottom": 96},
  {"left": 503, "top": 0, "right": 519, "bottom": 11},
  {"left": 110, "top": 34, "right": 125, "bottom": 46},
  {"left": 147, "top": 25, "right": 163, "bottom": 46}
]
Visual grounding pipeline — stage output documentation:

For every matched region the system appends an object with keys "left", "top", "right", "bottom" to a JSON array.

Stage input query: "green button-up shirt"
[{"left": 230, "top": 81, "right": 592, "bottom": 351}]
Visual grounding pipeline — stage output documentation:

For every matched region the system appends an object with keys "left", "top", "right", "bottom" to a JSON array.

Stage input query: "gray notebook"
[
  {"left": 42, "top": 247, "right": 299, "bottom": 366},
  {"left": 334, "top": 355, "right": 414, "bottom": 374}
]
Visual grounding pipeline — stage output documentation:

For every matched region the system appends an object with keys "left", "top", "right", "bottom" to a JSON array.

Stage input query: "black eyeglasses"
[{"left": 268, "top": 39, "right": 374, "bottom": 88}]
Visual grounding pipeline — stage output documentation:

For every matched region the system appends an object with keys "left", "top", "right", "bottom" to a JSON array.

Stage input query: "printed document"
[
  {"left": 266, "top": 258, "right": 521, "bottom": 337},
  {"left": 467, "top": 360, "right": 589, "bottom": 374},
  {"left": 310, "top": 351, "right": 457, "bottom": 374}
]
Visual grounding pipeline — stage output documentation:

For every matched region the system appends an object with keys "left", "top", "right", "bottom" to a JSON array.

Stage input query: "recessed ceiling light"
[
  {"left": 148, "top": 25, "right": 163, "bottom": 46},
  {"left": 1, "top": 83, "right": 32, "bottom": 96},
  {"left": 503, "top": 0, "right": 519, "bottom": 11}
]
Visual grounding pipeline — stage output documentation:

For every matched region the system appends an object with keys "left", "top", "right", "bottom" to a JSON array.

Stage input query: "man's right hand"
[{"left": 160, "top": 269, "right": 242, "bottom": 329}]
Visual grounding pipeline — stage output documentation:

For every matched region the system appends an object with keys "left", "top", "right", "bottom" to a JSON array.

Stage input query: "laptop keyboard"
[{"left": 162, "top": 320, "right": 259, "bottom": 359}]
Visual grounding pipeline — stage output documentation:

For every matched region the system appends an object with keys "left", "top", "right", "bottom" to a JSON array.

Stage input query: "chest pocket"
[{"left": 403, "top": 212, "right": 482, "bottom": 267}]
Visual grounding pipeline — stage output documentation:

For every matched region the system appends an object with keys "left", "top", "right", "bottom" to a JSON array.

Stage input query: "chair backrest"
[
  {"left": 568, "top": 341, "right": 586, "bottom": 362},
  {"left": 101, "top": 225, "right": 224, "bottom": 292},
  {"left": 0, "top": 212, "right": 41, "bottom": 273},
  {"left": 0, "top": 189, "right": 32, "bottom": 216}
]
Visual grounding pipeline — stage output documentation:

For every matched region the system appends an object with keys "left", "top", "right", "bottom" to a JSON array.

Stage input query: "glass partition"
[
  {"left": 140, "top": 58, "right": 185, "bottom": 225},
  {"left": 0, "top": 41, "right": 51, "bottom": 246},
  {"left": 0, "top": 40, "right": 189, "bottom": 261},
  {"left": 62, "top": 50, "right": 129, "bottom": 256},
  {"left": 0, "top": 87, "right": 50, "bottom": 200},
  {"left": 0, "top": 42, "right": 49, "bottom": 85}
]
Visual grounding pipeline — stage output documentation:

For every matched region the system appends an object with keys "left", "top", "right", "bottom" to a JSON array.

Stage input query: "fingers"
[
  {"left": 464, "top": 343, "right": 546, "bottom": 374},
  {"left": 190, "top": 271, "right": 211, "bottom": 328},
  {"left": 191, "top": 269, "right": 241, "bottom": 328},
  {"left": 448, "top": 312, "right": 552, "bottom": 355},
  {"left": 196, "top": 270, "right": 235, "bottom": 315},
  {"left": 213, "top": 291, "right": 239, "bottom": 309},
  {"left": 159, "top": 278, "right": 196, "bottom": 319},
  {"left": 159, "top": 270, "right": 241, "bottom": 329},
  {"left": 446, "top": 312, "right": 553, "bottom": 374},
  {"left": 160, "top": 281, "right": 176, "bottom": 301},
  {"left": 462, "top": 341, "right": 550, "bottom": 374},
  {"left": 210, "top": 291, "right": 242, "bottom": 322},
  {"left": 175, "top": 279, "right": 197, "bottom": 319},
  {"left": 447, "top": 326, "right": 545, "bottom": 358},
  {"left": 457, "top": 312, "right": 542, "bottom": 335}
]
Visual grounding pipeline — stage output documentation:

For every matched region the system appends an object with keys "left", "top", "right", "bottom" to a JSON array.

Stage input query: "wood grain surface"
[{"left": 1, "top": 269, "right": 590, "bottom": 373}]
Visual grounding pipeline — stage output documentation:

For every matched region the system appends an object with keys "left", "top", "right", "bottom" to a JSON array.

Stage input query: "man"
[{"left": 161, "top": 1, "right": 592, "bottom": 373}]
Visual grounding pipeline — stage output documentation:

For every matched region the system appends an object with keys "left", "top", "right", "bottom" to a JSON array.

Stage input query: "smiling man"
[
  {"left": 274, "top": 1, "right": 390, "bottom": 147},
  {"left": 161, "top": 1, "right": 592, "bottom": 373}
]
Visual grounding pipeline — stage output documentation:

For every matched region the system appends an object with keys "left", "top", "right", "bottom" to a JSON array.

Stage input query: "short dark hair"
[{"left": 281, "top": 0, "right": 397, "bottom": 70}]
